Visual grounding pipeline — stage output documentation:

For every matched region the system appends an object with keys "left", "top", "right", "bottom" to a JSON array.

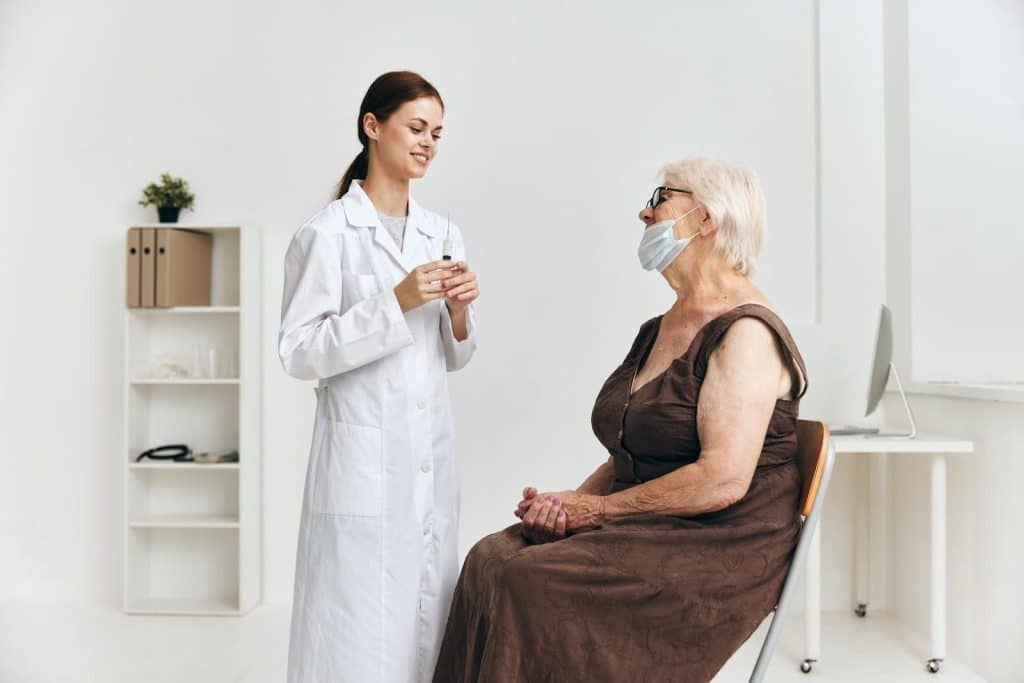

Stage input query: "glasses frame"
[{"left": 646, "top": 185, "right": 693, "bottom": 210}]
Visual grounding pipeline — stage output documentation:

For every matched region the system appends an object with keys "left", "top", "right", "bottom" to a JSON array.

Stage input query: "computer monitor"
[
  {"left": 866, "top": 304, "right": 894, "bottom": 416},
  {"left": 865, "top": 304, "right": 917, "bottom": 437},
  {"left": 831, "top": 304, "right": 917, "bottom": 438}
]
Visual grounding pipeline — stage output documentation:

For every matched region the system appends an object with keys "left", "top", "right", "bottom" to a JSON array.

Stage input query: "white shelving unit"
[{"left": 122, "top": 224, "right": 261, "bottom": 616}]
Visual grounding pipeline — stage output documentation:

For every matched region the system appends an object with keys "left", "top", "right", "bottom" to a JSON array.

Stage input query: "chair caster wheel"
[
  {"left": 927, "top": 659, "right": 941, "bottom": 673},
  {"left": 855, "top": 603, "right": 868, "bottom": 618},
  {"left": 800, "top": 660, "right": 813, "bottom": 673}
]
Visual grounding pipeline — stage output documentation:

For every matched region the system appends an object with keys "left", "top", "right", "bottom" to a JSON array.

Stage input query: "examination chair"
[{"left": 750, "top": 420, "right": 836, "bottom": 681}]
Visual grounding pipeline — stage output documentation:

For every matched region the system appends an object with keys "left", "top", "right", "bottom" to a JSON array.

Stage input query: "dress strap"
[
  {"left": 622, "top": 316, "right": 661, "bottom": 364},
  {"left": 695, "top": 304, "right": 808, "bottom": 400}
]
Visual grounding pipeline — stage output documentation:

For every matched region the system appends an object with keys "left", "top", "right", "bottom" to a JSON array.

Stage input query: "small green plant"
[{"left": 138, "top": 173, "right": 195, "bottom": 210}]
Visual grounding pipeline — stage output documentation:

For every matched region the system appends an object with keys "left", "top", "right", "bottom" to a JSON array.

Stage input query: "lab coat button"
[
  {"left": 421, "top": 462, "right": 431, "bottom": 473},
  {"left": 417, "top": 400, "right": 426, "bottom": 410},
  {"left": 423, "top": 525, "right": 431, "bottom": 537}
]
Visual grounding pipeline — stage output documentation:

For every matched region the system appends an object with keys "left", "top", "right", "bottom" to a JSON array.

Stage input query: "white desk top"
[{"left": 831, "top": 433, "right": 974, "bottom": 454}]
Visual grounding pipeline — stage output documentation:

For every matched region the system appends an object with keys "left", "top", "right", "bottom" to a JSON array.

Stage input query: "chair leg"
[{"left": 804, "top": 519, "right": 821, "bottom": 667}]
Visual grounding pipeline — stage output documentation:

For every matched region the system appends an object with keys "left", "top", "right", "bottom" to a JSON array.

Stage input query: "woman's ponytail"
[{"left": 336, "top": 147, "right": 369, "bottom": 200}]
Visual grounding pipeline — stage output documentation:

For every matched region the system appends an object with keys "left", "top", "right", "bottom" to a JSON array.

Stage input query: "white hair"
[{"left": 660, "top": 157, "right": 766, "bottom": 276}]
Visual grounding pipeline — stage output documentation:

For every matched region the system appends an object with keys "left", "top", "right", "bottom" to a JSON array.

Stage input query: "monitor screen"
[{"left": 866, "top": 304, "right": 894, "bottom": 416}]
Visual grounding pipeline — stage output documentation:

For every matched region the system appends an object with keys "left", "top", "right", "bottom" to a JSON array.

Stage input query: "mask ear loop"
[{"left": 667, "top": 205, "right": 702, "bottom": 237}]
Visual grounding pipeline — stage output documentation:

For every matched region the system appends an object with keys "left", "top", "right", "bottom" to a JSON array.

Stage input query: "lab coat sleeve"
[
  {"left": 439, "top": 221, "right": 478, "bottom": 372},
  {"left": 279, "top": 223, "right": 414, "bottom": 380}
]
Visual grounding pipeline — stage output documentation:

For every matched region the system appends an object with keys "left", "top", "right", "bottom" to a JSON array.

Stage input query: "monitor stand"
[
  {"left": 829, "top": 425, "right": 880, "bottom": 436},
  {"left": 867, "top": 362, "right": 917, "bottom": 439}
]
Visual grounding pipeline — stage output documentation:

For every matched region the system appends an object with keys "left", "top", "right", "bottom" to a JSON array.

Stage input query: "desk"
[{"left": 803, "top": 433, "right": 973, "bottom": 674}]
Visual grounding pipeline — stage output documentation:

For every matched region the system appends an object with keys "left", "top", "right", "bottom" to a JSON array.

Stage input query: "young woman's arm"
[
  {"left": 438, "top": 221, "right": 478, "bottom": 371},
  {"left": 279, "top": 223, "right": 414, "bottom": 380}
]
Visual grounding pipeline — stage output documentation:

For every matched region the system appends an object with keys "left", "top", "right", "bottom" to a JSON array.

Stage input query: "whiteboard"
[{"left": 908, "top": 0, "right": 1024, "bottom": 382}]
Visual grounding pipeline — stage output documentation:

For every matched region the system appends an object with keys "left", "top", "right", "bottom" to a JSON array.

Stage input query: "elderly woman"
[{"left": 432, "top": 157, "right": 809, "bottom": 683}]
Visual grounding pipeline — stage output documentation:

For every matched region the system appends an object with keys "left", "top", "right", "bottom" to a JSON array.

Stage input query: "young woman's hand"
[
  {"left": 442, "top": 261, "right": 479, "bottom": 313},
  {"left": 394, "top": 261, "right": 460, "bottom": 313}
]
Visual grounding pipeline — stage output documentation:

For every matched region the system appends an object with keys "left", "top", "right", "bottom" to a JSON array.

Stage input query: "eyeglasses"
[{"left": 646, "top": 185, "right": 693, "bottom": 210}]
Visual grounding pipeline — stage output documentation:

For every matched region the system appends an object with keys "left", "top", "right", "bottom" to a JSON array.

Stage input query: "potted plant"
[{"left": 138, "top": 173, "right": 195, "bottom": 223}]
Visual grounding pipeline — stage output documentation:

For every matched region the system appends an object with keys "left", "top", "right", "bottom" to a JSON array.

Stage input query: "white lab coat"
[{"left": 279, "top": 180, "right": 477, "bottom": 683}]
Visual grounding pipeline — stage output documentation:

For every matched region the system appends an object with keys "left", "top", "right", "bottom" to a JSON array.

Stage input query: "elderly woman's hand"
[
  {"left": 515, "top": 489, "right": 567, "bottom": 544},
  {"left": 516, "top": 489, "right": 606, "bottom": 537}
]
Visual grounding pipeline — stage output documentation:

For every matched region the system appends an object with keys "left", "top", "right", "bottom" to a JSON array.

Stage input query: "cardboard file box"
[
  {"left": 141, "top": 229, "right": 157, "bottom": 307},
  {"left": 126, "top": 228, "right": 141, "bottom": 308},
  {"left": 155, "top": 229, "right": 212, "bottom": 307},
  {"left": 126, "top": 228, "right": 157, "bottom": 308},
  {"left": 125, "top": 228, "right": 212, "bottom": 308}
]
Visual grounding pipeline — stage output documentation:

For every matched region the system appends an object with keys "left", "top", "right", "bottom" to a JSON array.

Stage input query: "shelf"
[
  {"left": 123, "top": 597, "right": 241, "bottom": 616},
  {"left": 130, "top": 378, "right": 240, "bottom": 385},
  {"left": 129, "top": 306, "right": 240, "bottom": 315},
  {"left": 123, "top": 223, "right": 260, "bottom": 618},
  {"left": 129, "top": 462, "right": 240, "bottom": 471},
  {"left": 130, "top": 224, "right": 241, "bottom": 230},
  {"left": 129, "top": 515, "right": 239, "bottom": 529}
]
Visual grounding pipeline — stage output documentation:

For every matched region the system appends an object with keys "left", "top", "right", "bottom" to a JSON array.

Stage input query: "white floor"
[{"left": 0, "top": 603, "right": 985, "bottom": 682}]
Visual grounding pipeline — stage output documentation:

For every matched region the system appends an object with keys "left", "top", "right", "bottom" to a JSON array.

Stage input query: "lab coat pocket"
[
  {"left": 340, "top": 272, "right": 381, "bottom": 311},
  {"left": 313, "top": 421, "right": 384, "bottom": 517}
]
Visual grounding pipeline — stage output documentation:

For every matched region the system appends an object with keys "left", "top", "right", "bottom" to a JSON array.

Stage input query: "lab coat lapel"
[
  {"left": 372, "top": 222, "right": 415, "bottom": 274},
  {"left": 405, "top": 196, "right": 441, "bottom": 267},
  {"left": 342, "top": 180, "right": 415, "bottom": 274}
]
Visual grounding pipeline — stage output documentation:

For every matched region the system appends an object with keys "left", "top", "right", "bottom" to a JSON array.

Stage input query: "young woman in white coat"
[{"left": 278, "top": 71, "right": 479, "bottom": 683}]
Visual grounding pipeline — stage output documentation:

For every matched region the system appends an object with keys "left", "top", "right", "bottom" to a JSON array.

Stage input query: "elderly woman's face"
[{"left": 638, "top": 186, "right": 701, "bottom": 240}]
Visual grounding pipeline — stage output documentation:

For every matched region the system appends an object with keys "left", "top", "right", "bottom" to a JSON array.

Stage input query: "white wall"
[{"left": 906, "top": 0, "right": 1024, "bottom": 383}]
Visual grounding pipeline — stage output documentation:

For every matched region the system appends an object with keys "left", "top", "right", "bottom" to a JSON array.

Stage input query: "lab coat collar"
[
  {"left": 341, "top": 180, "right": 442, "bottom": 238},
  {"left": 408, "top": 195, "right": 442, "bottom": 238},
  {"left": 342, "top": 180, "right": 440, "bottom": 274}
]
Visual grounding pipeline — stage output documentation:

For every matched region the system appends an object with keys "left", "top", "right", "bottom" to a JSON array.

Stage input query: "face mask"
[{"left": 637, "top": 206, "right": 701, "bottom": 272}]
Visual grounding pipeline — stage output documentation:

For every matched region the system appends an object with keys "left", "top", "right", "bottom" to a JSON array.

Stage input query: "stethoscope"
[{"left": 135, "top": 444, "right": 193, "bottom": 462}]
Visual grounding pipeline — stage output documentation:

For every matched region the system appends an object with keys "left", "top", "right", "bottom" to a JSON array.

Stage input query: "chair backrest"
[
  {"left": 748, "top": 420, "right": 833, "bottom": 682},
  {"left": 795, "top": 420, "right": 830, "bottom": 518}
]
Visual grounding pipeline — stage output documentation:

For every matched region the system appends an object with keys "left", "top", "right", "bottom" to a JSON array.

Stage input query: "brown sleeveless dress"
[{"left": 433, "top": 304, "right": 809, "bottom": 683}]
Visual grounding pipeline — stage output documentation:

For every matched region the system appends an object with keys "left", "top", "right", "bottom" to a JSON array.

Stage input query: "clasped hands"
[{"left": 513, "top": 487, "right": 606, "bottom": 544}]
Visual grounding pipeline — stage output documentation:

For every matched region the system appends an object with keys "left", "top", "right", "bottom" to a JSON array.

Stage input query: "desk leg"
[
  {"left": 804, "top": 518, "right": 821, "bottom": 669},
  {"left": 855, "top": 458, "right": 870, "bottom": 617},
  {"left": 870, "top": 452, "right": 889, "bottom": 612},
  {"left": 928, "top": 454, "right": 946, "bottom": 673}
]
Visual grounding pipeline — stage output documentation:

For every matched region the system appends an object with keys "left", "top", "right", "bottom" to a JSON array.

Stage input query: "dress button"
[{"left": 421, "top": 461, "right": 431, "bottom": 473}]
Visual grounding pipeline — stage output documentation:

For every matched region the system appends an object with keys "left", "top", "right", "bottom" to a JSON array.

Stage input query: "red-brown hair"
[{"left": 335, "top": 71, "right": 445, "bottom": 199}]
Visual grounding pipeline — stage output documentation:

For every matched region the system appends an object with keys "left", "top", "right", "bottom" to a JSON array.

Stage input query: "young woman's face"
[{"left": 365, "top": 97, "right": 444, "bottom": 180}]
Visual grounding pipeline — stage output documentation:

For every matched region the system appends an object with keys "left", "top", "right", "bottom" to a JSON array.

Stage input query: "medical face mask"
[{"left": 637, "top": 206, "right": 701, "bottom": 272}]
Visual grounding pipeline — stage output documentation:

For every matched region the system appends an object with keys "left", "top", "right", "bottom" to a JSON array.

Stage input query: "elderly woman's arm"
[{"left": 528, "top": 317, "right": 790, "bottom": 533}]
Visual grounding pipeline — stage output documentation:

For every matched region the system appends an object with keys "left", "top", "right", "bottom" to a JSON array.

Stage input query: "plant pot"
[{"left": 157, "top": 206, "right": 181, "bottom": 223}]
